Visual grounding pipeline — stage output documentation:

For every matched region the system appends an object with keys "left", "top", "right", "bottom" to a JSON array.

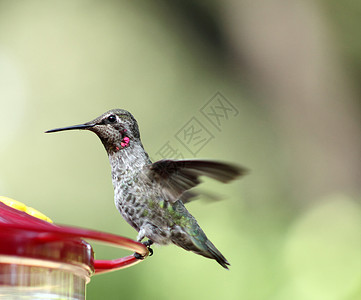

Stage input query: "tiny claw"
[
  {"left": 143, "top": 240, "right": 154, "bottom": 256},
  {"left": 134, "top": 252, "right": 145, "bottom": 260},
  {"left": 133, "top": 240, "right": 154, "bottom": 259},
  {"left": 143, "top": 240, "right": 154, "bottom": 247}
]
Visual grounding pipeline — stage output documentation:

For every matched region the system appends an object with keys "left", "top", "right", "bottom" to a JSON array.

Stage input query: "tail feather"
[
  {"left": 169, "top": 203, "right": 230, "bottom": 269},
  {"left": 204, "top": 240, "right": 230, "bottom": 270},
  {"left": 172, "top": 232, "right": 230, "bottom": 269}
]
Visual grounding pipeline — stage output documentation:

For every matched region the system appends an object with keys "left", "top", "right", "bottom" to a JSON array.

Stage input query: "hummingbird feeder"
[{"left": 0, "top": 197, "right": 149, "bottom": 300}]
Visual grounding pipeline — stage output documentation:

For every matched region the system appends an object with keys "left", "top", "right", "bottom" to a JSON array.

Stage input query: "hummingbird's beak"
[{"left": 45, "top": 123, "right": 95, "bottom": 133}]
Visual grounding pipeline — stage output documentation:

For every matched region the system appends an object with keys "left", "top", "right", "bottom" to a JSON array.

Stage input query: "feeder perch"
[{"left": 0, "top": 196, "right": 149, "bottom": 300}]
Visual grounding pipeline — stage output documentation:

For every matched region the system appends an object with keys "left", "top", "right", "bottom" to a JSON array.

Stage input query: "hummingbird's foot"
[
  {"left": 133, "top": 248, "right": 153, "bottom": 259},
  {"left": 134, "top": 240, "right": 154, "bottom": 259},
  {"left": 133, "top": 252, "right": 145, "bottom": 260},
  {"left": 143, "top": 239, "right": 153, "bottom": 247},
  {"left": 143, "top": 240, "right": 154, "bottom": 257}
]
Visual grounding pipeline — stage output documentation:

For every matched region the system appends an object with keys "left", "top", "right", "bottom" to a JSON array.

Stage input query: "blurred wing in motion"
[{"left": 146, "top": 159, "right": 247, "bottom": 204}]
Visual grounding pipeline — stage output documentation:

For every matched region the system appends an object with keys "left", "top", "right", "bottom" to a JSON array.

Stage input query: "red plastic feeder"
[{"left": 0, "top": 200, "right": 149, "bottom": 299}]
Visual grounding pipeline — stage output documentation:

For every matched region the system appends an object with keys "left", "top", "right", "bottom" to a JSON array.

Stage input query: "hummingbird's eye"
[{"left": 107, "top": 115, "right": 117, "bottom": 123}]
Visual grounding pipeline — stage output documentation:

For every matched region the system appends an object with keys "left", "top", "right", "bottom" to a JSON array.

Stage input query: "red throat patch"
[
  {"left": 120, "top": 137, "right": 130, "bottom": 148},
  {"left": 115, "top": 135, "right": 130, "bottom": 152}
]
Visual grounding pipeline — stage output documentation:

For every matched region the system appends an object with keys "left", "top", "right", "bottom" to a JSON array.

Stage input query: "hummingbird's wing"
[
  {"left": 180, "top": 189, "right": 222, "bottom": 204},
  {"left": 146, "top": 159, "right": 247, "bottom": 204},
  {"left": 179, "top": 191, "right": 198, "bottom": 204}
]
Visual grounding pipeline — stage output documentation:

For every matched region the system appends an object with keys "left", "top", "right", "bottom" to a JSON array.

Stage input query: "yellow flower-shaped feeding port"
[{"left": 0, "top": 196, "right": 53, "bottom": 223}]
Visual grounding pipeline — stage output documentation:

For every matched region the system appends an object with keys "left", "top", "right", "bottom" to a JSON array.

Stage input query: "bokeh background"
[{"left": 0, "top": 1, "right": 360, "bottom": 299}]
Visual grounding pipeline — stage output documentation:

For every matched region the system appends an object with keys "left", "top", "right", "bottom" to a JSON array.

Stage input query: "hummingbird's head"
[{"left": 46, "top": 109, "right": 141, "bottom": 154}]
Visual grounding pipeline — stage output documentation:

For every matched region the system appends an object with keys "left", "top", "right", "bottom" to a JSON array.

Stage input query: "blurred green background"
[{"left": 0, "top": 1, "right": 360, "bottom": 299}]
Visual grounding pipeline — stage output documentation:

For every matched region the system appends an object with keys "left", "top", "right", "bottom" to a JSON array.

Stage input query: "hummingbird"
[{"left": 46, "top": 109, "right": 247, "bottom": 269}]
